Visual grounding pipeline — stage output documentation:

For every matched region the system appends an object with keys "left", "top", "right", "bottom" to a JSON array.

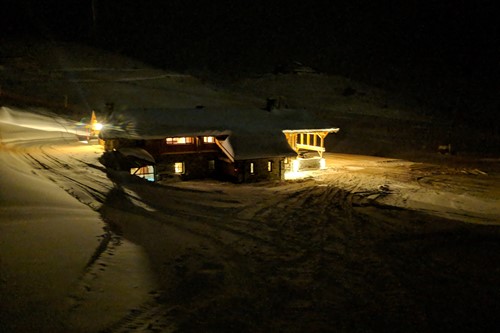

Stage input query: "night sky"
[{"left": 3, "top": 1, "right": 499, "bottom": 125}]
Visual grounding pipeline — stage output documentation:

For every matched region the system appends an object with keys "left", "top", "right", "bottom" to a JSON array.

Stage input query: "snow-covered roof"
[
  {"left": 282, "top": 128, "right": 340, "bottom": 134},
  {"left": 100, "top": 107, "right": 336, "bottom": 160},
  {"left": 220, "top": 131, "right": 296, "bottom": 160},
  {"left": 117, "top": 147, "right": 156, "bottom": 164}
]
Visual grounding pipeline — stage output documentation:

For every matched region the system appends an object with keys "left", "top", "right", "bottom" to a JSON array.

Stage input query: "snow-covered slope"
[
  {"left": 0, "top": 40, "right": 446, "bottom": 174},
  {"left": 1, "top": 106, "right": 499, "bottom": 332},
  {"left": 4, "top": 40, "right": 497, "bottom": 158}
]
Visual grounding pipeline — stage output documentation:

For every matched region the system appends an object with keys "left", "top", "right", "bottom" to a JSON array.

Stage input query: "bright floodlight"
[{"left": 93, "top": 123, "right": 103, "bottom": 131}]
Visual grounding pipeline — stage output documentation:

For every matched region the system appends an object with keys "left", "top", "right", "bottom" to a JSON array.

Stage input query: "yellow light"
[{"left": 92, "top": 123, "right": 103, "bottom": 131}]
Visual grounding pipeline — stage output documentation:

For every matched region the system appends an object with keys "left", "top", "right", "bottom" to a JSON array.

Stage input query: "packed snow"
[{"left": 2, "top": 105, "right": 499, "bottom": 332}]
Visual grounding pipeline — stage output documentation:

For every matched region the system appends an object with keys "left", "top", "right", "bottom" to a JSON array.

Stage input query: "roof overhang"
[
  {"left": 282, "top": 128, "right": 340, "bottom": 134},
  {"left": 117, "top": 147, "right": 156, "bottom": 165}
]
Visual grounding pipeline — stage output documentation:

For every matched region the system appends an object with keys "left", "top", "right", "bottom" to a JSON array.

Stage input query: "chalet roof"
[
  {"left": 100, "top": 107, "right": 337, "bottom": 160},
  {"left": 218, "top": 131, "right": 297, "bottom": 160},
  {"left": 117, "top": 147, "right": 156, "bottom": 164}
]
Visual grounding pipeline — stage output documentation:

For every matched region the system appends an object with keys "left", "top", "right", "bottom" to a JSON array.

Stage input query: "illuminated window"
[
  {"left": 250, "top": 162, "right": 254, "bottom": 174},
  {"left": 203, "top": 136, "right": 215, "bottom": 143},
  {"left": 166, "top": 137, "right": 194, "bottom": 144},
  {"left": 268, "top": 161, "right": 273, "bottom": 172},
  {"left": 174, "top": 162, "right": 184, "bottom": 174},
  {"left": 130, "top": 165, "right": 155, "bottom": 182}
]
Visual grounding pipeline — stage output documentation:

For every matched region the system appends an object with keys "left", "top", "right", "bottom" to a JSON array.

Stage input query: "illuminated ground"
[{"left": 1, "top": 107, "right": 499, "bottom": 332}]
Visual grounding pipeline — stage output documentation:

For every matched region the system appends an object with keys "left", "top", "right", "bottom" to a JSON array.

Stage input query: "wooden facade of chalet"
[
  {"left": 99, "top": 108, "right": 339, "bottom": 183},
  {"left": 103, "top": 135, "right": 287, "bottom": 182}
]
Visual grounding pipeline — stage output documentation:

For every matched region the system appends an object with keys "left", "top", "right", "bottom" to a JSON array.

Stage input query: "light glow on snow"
[
  {"left": 320, "top": 158, "right": 326, "bottom": 169},
  {"left": 284, "top": 171, "right": 304, "bottom": 180}
]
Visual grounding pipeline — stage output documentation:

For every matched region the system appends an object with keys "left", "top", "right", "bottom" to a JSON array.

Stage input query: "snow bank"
[
  {"left": 0, "top": 106, "right": 93, "bottom": 142},
  {"left": 1, "top": 108, "right": 157, "bottom": 332}
]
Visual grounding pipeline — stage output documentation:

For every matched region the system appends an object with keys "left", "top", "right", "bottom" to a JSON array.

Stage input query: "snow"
[
  {"left": 0, "top": 106, "right": 97, "bottom": 141},
  {"left": 118, "top": 147, "right": 156, "bottom": 164},
  {"left": 0, "top": 107, "right": 156, "bottom": 332},
  {"left": 314, "top": 154, "right": 500, "bottom": 224},
  {"left": 1, "top": 42, "right": 500, "bottom": 332},
  {"left": 2, "top": 106, "right": 499, "bottom": 331},
  {"left": 101, "top": 107, "right": 328, "bottom": 139},
  {"left": 101, "top": 107, "right": 328, "bottom": 160}
]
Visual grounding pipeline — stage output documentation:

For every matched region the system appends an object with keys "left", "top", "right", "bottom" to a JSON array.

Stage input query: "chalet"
[{"left": 98, "top": 107, "right": 339, "bottom": 182}]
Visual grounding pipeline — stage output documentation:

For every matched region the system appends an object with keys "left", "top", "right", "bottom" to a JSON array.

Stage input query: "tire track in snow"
[
  {"left": 25, "top": 149, "right": 111, "bottom": 209},
  {"left": 101, "top": 301, "right": 177, "bottom": 333},
  {"left": 22, "top": 145, "right": 157, "bottom": 331}
]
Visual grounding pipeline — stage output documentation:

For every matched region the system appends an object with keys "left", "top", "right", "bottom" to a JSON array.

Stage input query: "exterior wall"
[
  {"left": 232, "top": 158, "right": 284, "bottom": 183},
  {"left": 103, "top": 137, "right": 290, "bottom": 183},
  {"left": 144, "top": 139, "right": 163, "bottom": 156},
  {"left": 149, "top": 137, "right": 218, "bottom": 156},
  {"left": 156, "top": 152, "right": 219, "bottom": 180},
  {"left": 217, "top": 159, "right": 238, "bottom": 180},
  {"left": 156, "top": 156, "right": 284, "bottom": 183},
  {"left": 105, "top": 137, "right": 218, "bottom": 155}
]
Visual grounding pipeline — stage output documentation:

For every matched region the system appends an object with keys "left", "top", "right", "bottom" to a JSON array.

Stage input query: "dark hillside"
[
  {"left": 83, "top": 1, "right": 499, "bottom": 125},
  {"left": 2, "top": 1, "right": 499, "bottom": 153}
]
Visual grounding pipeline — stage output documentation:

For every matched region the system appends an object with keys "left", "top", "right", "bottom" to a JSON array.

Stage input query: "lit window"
[
  {"left": 268, "top": 161, "right": 273, "bottom": 172},
  {"left": 250, "top": 162, "right": 254, "bottom": 174},
  {"left": 166, "top": 137, "right": 194, "bottom": 144},
  {"left": 174, "top": 162, "right": 184, "bottom": 174},
  {"left": 203, "top": 136, "right": 215, "bottom": 143},
  {"left": 130, "top": 165, "right": 155, "bottom": 182}
]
